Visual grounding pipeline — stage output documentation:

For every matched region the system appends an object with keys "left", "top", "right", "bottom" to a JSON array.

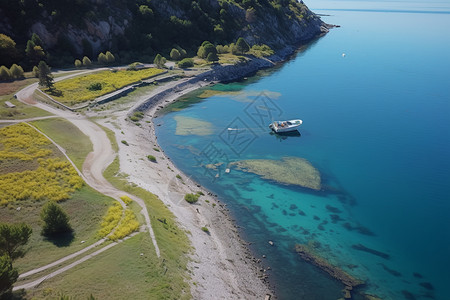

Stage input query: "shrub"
[
  {"left": 153, "top": 147, "right": 160, "bottom": 152},
  {"left": 0, "top": 65, "right": 11, "bottom": 81},
  {"left": 121, "top": 140, "right": 129, "bottom": 146},
  {"left": 32, "top": 66, "right": 39, "bottom": 78},
  {"left": 74, "top": 59, "right": 82, "bottom": 68},
  {"left": 120, "top": 195, "right": 133, "bottom": 205},
  {"left": 147, "top": 155, "right": 156, "bottom": 162},
  {"left": 206, "top": 52, "right": 218, "bottom": 62},
  {"left": 108, "top": 209, "right": 139, "bottom": 241},
  {"left": 87, "top": 82, "right": 102, "bottom": 91},
  {"left": 197, "top": 41, "right": 217, "bottom": 59},
  {"left": 176, "top": 174, "right": 182, "bottom": 180},
  {"left": 177, "top": 58, "right": 194, "bottom": 69},
  {"left": 98, "top": 52, "right": 107, "bottom": 64},
  {"left": 98, "top": 201, "right": 122, "bottom": 237},
  {"left": 184, "top": 193, "right": 199, "bottom": 204},
  {"left": 9, "top": 64, "right": 24, "bottom": 79},
  {"left": 201, "top": 226, "right": 209, "bottom": 233},
  {"left": 170, "top": 48, "right": 181, "bottom": 61},
  {"left": 154, "top": 54, "right": 166, "bottom": 68},
  {"left": 105, "top": 51, "right": 115, "bottom": 64},
  {"left": 82, "top": 56, "right": 91, "bottom": 67}
]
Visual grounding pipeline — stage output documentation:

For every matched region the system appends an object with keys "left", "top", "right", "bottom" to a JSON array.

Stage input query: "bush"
[
  {"left": 0, "top": 65, "right": 11, "bottom": 81},
  {"left": 197, "top": 41, "right": 217, "bottom": 59},
  {"left": 177, "top": 58, "right": 194, "bottom": 68},
  {"left": 153, "top": 147, "right": 160, "bottom": 152},
  {"left": 170, "top": 48, "right": 181, "bottom": 61},
  {"left": 154, "top": 54, "right": 166, "bottom": 68},
  {"left": 121, "top": 140, "right": 129, "bottom": 146},
  {"left": 40, "top": 201, "right": 73, "bottom": 237},
  {"left": 82, "top": 56, "right": 91, "bottom": 67},
  {"left": 206, "top": 52, "right": 218, "bottom": 62},
  {"left": 184, "top": 193, "right": 200, "bottom": 204},
  {"left": 87, "top": 82, "right": 102, "bottom": 91},
  {"left": 98, "top": 52, "right": 107, "bottom": 64},
  {"left": 32, "top": 66, "right": 39, "bottom": 78},
  {"left": 105, "top": 51, "right": 115, "bottom": 64},
  {"left": 74, "top": 59, "right": 82, "bottom": 68},
  {"left": 147, "top": 155, "right": 156, "bottom": 162},
  {"left": 120, "top": 195, "right": 133, "bottom": 205},
  {"left": 9, "top": 64, "right": 24, "bottom": 79},
  {"left": 201, "top": 226, "right": 209, "bottom": 233}
]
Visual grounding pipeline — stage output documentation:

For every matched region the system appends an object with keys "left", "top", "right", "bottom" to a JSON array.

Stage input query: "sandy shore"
[{"left": 92, "top": 69, "right": 273, "bottom": 299}]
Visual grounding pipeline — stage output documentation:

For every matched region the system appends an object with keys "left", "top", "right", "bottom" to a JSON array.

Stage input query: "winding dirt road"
[{"left": 11, "top": 70, "right": 160, "bottom": 290}]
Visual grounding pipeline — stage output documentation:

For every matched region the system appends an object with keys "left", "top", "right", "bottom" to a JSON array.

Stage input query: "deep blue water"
[{"left": 155, "top": 2, "right": 450, "bottom": 299}]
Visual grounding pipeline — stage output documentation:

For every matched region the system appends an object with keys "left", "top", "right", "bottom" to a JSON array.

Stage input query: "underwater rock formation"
[
  {"left": 174, "top": 115, "right": 214, "bottom": 136},
  {"left": 231, "top": 157, "right": 321, "bottom": 190},
  {"left": 295, "top": 243, "right": 364, "bottom": 297},
  {"left": 351, "top": 244, "right": 390, "bottom": 260}
]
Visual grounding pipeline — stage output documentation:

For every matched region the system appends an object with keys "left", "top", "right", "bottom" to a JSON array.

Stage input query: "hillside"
[{"left": 0, "top": 0, "right": 327, "bottom": 67}]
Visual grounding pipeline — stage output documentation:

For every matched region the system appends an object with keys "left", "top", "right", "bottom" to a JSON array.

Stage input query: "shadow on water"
[{"left": 269, "top": 130, "right": 301, "bottom": 141}]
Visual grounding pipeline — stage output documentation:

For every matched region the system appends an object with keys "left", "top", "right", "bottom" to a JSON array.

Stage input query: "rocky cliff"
[{"left": 0, "top": 0, "right": 328, "bottom": 64}]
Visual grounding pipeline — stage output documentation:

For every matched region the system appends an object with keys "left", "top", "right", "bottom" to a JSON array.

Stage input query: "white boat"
[{"left": 269, "top": 119, "right": 303, "bottom": 133}]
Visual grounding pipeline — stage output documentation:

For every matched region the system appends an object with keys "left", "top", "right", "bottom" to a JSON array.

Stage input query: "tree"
[
  {"left": 0, "top": 254, "right": 18, "bottom": 296},
  {"left": 0, "top": 223, "right": 32, "bottom": 260},
  {"left": 0, "top": 34, "right": 18, "bottom": 67},
  {"left": 9, "top": 64, "right": 24, "bottom": 79},
  {"left": 235, "top": 37, "right": 250, "bottom": 54},
  {"left": 74, "top": 59, "right": 82, "bottom": 68},
  {"left": 82, "top": 56, "right": 92, "bottom": 67},
  {"left": 25, "top": 34, "right": 46, "bottom": 66},
  {"left": 37, "top": 61, "right": 54, "bottom": 90},
  {"left": 0, "top": 66, "right": 11, "bottom": 81},
  {"left": 105, "top": 51, "right": 115, "bottom": 64},
  {"left": 170, "top": 48, "right": 181, "bottom": 61},
  {"left": 154, "top": 54, "right": 166, "bottom": 68},
  {"left": 197, "top": 41, "right": 217, "bottom": 59},
  {"left": 41, "top": 202, "right": 72, "bottom": 237},
  {"left": 32, "top": 66, "right": 39, "bottom": 78},
  {"left": 97, "top": 52, "right": 107, "bottom": 64},
  {"left": 206, "top": 52, "right": 218, "bottom": 62},
  {"left": 177, "top": 58, "right": 194, "bottom": 68}
]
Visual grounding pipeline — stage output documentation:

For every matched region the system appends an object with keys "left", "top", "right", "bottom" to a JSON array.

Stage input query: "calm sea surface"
[{"left": 155, "top": 1, "right": 450, "bottom": 299}]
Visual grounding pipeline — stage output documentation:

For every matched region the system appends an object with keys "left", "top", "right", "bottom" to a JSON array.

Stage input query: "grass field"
[
  {"left": 50, "top": 68, "right": 164, "bottom": 106},
  {"left": 0, "top": 76, "right": 51, "bottom": 120},
  {"left": 31, "top": 118, "right": 93, "bottom": 170}
]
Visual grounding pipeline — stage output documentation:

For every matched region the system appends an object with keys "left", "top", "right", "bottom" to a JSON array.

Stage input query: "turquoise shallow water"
[{"left": 155, "top": 2, "right": 450, "bottom": 299}]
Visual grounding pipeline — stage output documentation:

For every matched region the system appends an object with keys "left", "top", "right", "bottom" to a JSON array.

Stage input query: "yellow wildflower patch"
[
  {"left": 109, "top": 209, "right": 140, "bottom": 241},
  {"left": 98, "top": 201, "right": 122, "bottom": 238},
  {"left": 51, "top": 68, "right": 164, "bottom": 105}
]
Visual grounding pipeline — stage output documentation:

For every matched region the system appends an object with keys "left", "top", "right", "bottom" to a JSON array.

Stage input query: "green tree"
[
  {"left": 97, "top": 52, "right": 107, "bottom": 64},
  {"left": 0, "top": 254, "right": 18, "bottom": 296},
  {"left": 37, "top": 61, "right": 54, "bottom": 90},
  {"left": 177, "top": 58, "right": 194, "bottom": 68},
  {"left": 32, "top": 66, "right": 39, "bottom": 78},
  {"left": 170, "top": 48, "right": 181, "bottom": 61},
  {"left": 82, "top": 56, "right": 92, "bottom": 67},
  {"left": 235, "top": 37, "right": 250, "bottom": 54},
  {"left": 0, "top": 66, "right": 11, "bottom": 81},
  {"left": 74, "top": 59, "right": 82, "bottom": 68},
  {"left": 197, "top": 41, "right": 217, "bottom": 59},
  {"left": 0, "top": 34, "right": 18, "bottom": 67},
  {"left": 206, "top": 52, "right": 218, "bottom": 62},
  {"left": 154, "top": 54, "right": 166, "bottom": 68},
  {"left": 105, "top": 51, "right": 115, "bottom": 64},
  {"left": 41, "top": 202, "right": 72, "bottom": 237},
  {"left": 0, "top": 223, "right": 32, "bottom": 259},
  {"left": 9, "top": 64, "right": 24, "bottom": 79},
  {"left": 25, "top": 34, "right": 46, "bottom": 66}
]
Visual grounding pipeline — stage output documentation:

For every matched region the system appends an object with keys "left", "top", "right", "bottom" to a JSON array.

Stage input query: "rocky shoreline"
[{"left": 116, "top": 30, "right": 333, "bottom": 299}]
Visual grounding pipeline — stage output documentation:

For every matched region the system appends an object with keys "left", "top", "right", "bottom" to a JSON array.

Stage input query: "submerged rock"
[
  {"left": 295, "top": 243, "right": 364, "bottom": 293},
  {"left": 231, "top": 157, "right": 321, "bottom": 190},
  {"left": 174, "top": 115, "right": 213, "bottom": 136}
]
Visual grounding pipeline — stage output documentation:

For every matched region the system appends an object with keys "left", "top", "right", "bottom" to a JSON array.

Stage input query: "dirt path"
[{"left": 12, "top": 71, "right": 161, "bottom": 290}]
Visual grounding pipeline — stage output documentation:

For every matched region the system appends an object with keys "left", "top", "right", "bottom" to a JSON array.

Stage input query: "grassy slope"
[{"left": 31, "top": 118, "right": 93, "bottom": 170}]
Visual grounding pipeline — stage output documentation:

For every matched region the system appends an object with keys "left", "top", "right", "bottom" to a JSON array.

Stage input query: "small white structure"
[{"left": 4, "top": 101, "right": 16, "bottom": 108}]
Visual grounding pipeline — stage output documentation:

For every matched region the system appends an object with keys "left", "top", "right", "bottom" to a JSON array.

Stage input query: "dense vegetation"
[{"left": 0, "top": 0, "right": 318, "bottom": 69}]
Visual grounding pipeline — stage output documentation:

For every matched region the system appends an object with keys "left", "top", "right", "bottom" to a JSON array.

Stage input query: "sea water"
[{"left": 155, "top": 1, "right": 450, "bottom": 299}]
